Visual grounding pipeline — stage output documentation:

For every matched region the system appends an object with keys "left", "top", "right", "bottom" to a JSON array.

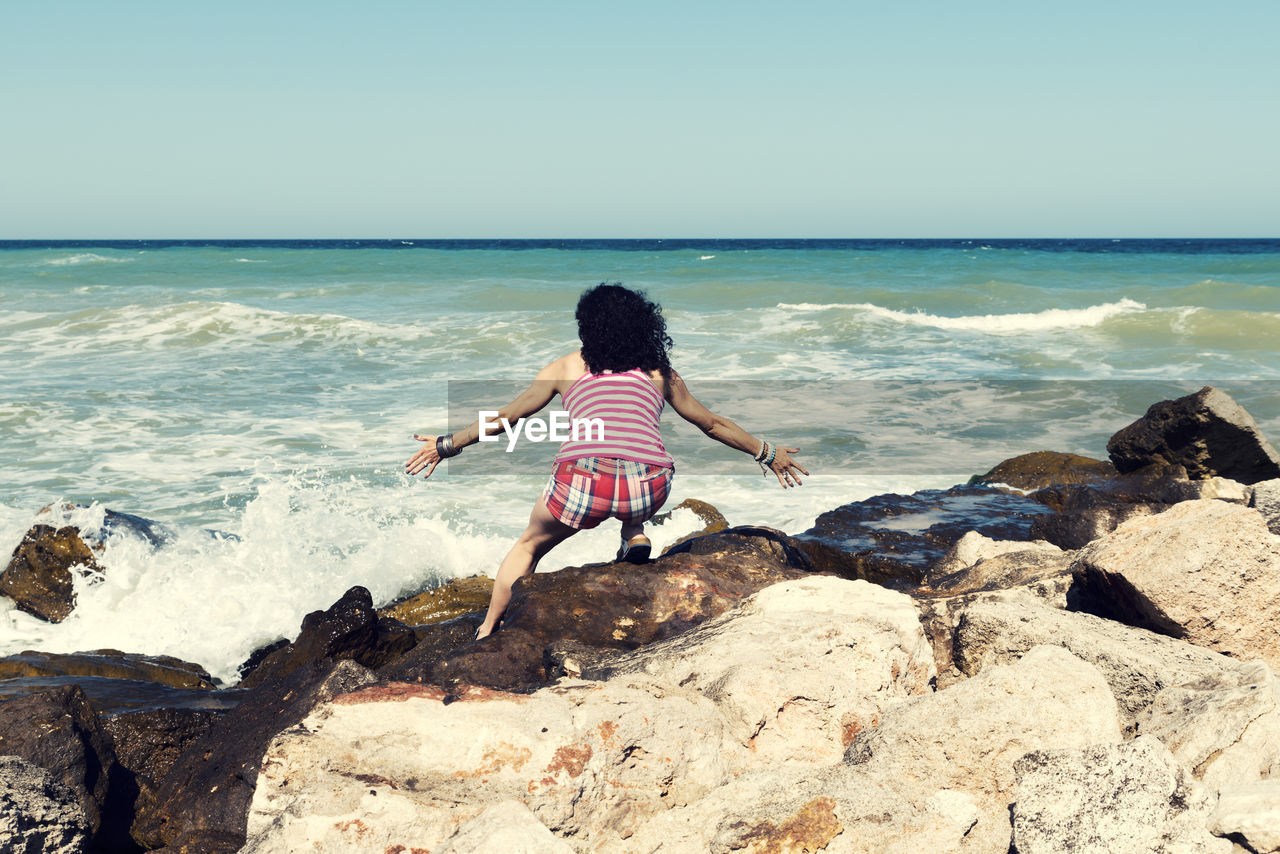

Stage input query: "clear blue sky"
[{"left": 2, "top": 1, "right": 1276, "bottom": 238}]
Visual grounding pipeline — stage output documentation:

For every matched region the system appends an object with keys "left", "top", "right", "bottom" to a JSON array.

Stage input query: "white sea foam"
[
  {"left": 774, "top": 299, "right": 1148, "bottom": 333},
  {"left": 699, "top": 255, "right": 716, "bottom": 260},
  {"left": 40, "top": 253, "right": 131, "bottom": 267}
]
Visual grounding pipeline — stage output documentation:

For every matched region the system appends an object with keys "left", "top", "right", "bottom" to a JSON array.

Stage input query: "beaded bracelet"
[{"left": 755, "top": 440, "right": 776, "bottom": 475}]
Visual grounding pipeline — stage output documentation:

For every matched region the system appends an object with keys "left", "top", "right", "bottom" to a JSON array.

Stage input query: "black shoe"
[{"left": 617, "top": 535, "right": 652, "bottom": 564}]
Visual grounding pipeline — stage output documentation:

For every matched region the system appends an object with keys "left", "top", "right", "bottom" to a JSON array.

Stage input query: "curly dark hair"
[{"left": 576, "top": 283, "right": 673, "bottom": 378}]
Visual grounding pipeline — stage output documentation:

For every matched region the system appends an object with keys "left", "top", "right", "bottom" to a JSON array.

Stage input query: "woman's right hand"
[
  {"left": 768, "top": 447, "right": 809, "bottom": 488},
  {"left": 405, "top": 434, "right": 442, "bottom": 479}
]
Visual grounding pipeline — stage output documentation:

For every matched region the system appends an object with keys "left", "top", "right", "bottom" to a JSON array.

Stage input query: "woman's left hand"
[
  {"left": 405, "top": 434, "right": 443, "bottom": 479},
  {"left": 769, "top": 447, "right": 809, "bottom": 488}
]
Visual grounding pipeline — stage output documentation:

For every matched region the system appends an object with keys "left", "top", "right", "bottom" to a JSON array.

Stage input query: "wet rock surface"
[
  {"left": 0, "top": 524, "right": 103, "bottom": 622},
  {"left": 235, "top": 585, "right": 418, "bottom": 689},
  {"left": 974, "top": 450, "right": 1118, "bottom": 491},
  {"left": 797, "top": 485, "right": 1054, "bottom": 587},
  {"left": 0, "top": 685, "right": 133, "bottom": 851},
  {"left": 136, "top": 659, "right": 376, "bottom": 853},
  {"left": 377, "top": 574, "right": 494, "bottom": 626},
  {"left": 0, "top": 649, "right": 217, "bottom": 690},
  {"left": 1107, "top": 385, "right": 1280, "bottom": 483}
]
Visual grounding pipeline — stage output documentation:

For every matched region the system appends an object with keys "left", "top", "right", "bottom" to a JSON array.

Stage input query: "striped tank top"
[{"left": 554, "top": 368, "right": 674, "bottom": 468}]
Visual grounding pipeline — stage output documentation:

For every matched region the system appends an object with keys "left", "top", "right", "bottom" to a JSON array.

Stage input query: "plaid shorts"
[{"left": 542, "top": 457, "right": 675, "bottom": 530}]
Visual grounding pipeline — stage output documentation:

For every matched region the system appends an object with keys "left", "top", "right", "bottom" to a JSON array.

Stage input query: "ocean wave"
[
  {"left": 775, "top": 299, "right": 1148, "bottom": 333},
  {"left": 39, "top": 253, "right": 132, "bottom": 267}
]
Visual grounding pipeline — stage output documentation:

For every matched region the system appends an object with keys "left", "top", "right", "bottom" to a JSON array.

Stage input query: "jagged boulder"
[
  {"left": 0, "top": 685, "right": 131, "bottom": 850},
  {"left": 0, "top": 524, "right": 102, "bottom": 622},
  {"left": 1106, "top": 386, "right": 1280, "bottom": 483},
  {"left": 1010, "top": 736, "right": 1229, "bottom": 854},
  {"left": 136, "top": 659, "right": 376, "bottom": 853},
  {"left": 0, "top": 755, "right": 90, "bottom": 854},
  {"left": 1071, "top": 499, "right": 1280, "bottom": 670},
  {"left": 1211, "top": 780, "right": 1280, "bottom": 854},
  {"left": 953, "top": 597, "right": 1256, "bottom": 734},
  {"left": 236, "top": 585, "right": 418, "bottom": 689}
]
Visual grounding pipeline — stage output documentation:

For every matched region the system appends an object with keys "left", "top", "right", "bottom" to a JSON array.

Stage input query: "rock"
[
  {"left": 659, "top": 524, "right": 815, "bottom": 571},
  {"left": 974, "top": 450, "right": 1117, "bottom": 491},
  {"left": 236, "top": 586, "right": 418, "bottom": 689},
  {"left": 0, "top": 649, "right": 217, "bottom": 689},
  {"left": 953, "top": 597, "right": 1256, "bottom": 734},
  {"left": 377, "top": 575, "right": 494, "bottom": 626},
  {"left": 425, "top": 545, "right": 807, "bottom": 691},
  {"left": 1106, "top": 386, "right": 1280, "bottom": 484},
  {"left": 1255, "top": 478, "right": 1280, "bottom": 535},
  {"left": 928, "top": 530, "right": 1063, "bottom": 582},
  {"left": 241, "top": 676, "right": 738, "bottom": 853},
  {"left": 103, "top": 706, "right": 226, "bottom": 793},
  {"left": 36, "top": 502, "right": 178, "bottom": 548},
  {"left": 582, "top": 577, "right": 936, "bottom": 766},
  {"left": 650, "top": 497, "right": 730, "bottom": 555},
  {"left": 0, "top": 674, "right": 243, "bottom": 718},
  {"left": 0, "top": 755, "right": 90, "bottom": 854},
  {"left": 1010, "top": 735, "right": 1229, "bottom": 854},
  {"left": 845, "top": 645, "right": 1121, "bottom": 852},
  {"left": 1136, "top": 661, "right": 1280, "bottom": 790},
  {"left": 1070, "top": 499, "right": 1280, "bottom": 669},
  {"left": 374, "top": 614, "right": 483, "bottom": 683},
  {"left": 137, "top": 658, "right": 377, "bottom": 852},
  {"left": 798, "top": 485, "right": 1054, "bottom": 588},
  {"left": 0, "top": 524, "right": 103, "bottom": 622},
  {"left": 432, "top": 799, "right": 575, "bottom": 854},
  {"left": 0, "top": 684, "right": 132, "bottom": 850},
  {"left": 1211, "top": 780, "right": 1280, "bottom": 854}
]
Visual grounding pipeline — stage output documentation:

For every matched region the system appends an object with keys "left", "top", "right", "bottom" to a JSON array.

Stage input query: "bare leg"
[{"left": 476, "top": 496, "right": 577, "bottom": 639}]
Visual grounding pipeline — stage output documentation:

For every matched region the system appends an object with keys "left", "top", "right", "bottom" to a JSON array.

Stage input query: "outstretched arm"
[
  {"left": 404, "top": 362, "right": 562, "bottom": 479},
  {"left": 664, "top": 371, "right": 810, "bottom": 488}
]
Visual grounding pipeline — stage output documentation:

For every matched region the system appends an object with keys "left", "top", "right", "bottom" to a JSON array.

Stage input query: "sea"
[{"left": 2, "top": 238, "right": 1278, "bottom": 684}]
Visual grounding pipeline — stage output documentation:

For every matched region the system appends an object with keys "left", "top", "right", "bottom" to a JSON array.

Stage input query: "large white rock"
[
  {"left": 1010, "top": 735, "right": 1230, "bottom": 854},
  {"left": 1138, "top": 660, "right": 1280, "bottom": 789},
  {"left": 616, "top": 645, "right": 1121, "bottom": 853},
  {"left": 589, "top": 576, "right": 936, "bottom": 765},
  {"left": 1211, "top": 780, "right": 1280, "bottom": 854},
  {"left": 241, "top": 677, "right": 739, "bottom": 853},
  {"left": 433, "top": 799, "right": 574, "bottom": 854},
  {"left": 1255, "top": 478, "right": 1280, "bottom": 535},
  {"left": 1070, "top": 499, "right": 1280, "bottom": 670},
  {"left": 953, "top": 597, "right": 1255, "bottom": 733},
  {"left": 931, "top": 531, "right": 1063, "bottom": 579}
]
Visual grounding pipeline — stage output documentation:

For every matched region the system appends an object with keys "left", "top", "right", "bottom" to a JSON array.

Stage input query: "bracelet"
[
  {"left": 755, "top": 440, "right": 776, "bottom": 475},
  {"left": 436, "top": 433, "right": 461, "bottom": 459}
]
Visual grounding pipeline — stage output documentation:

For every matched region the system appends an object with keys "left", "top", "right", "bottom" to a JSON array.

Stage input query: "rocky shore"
[{"left": 4, "top": 385, "right": 1280, "bottom": 853}]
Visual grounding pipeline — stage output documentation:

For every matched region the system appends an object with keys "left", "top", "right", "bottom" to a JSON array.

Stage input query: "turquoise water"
[{"left": 2, "top": 240, "right": 1278, "bottom": 680}]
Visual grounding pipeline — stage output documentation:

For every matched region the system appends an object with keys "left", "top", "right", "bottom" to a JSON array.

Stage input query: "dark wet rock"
[
  {"left": 0, "top": 685, "right": 134, "bottom": 850},
  {"left": 378, "top": 575, "right": 494, "bottom": 626},
  {"left": 235, "top": 585, "right": 418, "bottom": 689},
  {"left": 374, "top": 614, "right": 482, "bottom": 683},
  {"left": 0, "top": 524, "right": 103, "bottom": 622},
  {"left": 424, "top": 544, "right": 807, "bottom": 691},
  {"left": 234, "top": 639, "right": 289, "bottom": 683},
  {"left": 1106, "top": 385, "right": 1280, "bottom": 484},
  {"left": 1026, "top": 462, "right": 1250, "bottom": 549},
  {"left": 973, "top": 451, "right": 1117, "bottom": 491},
  {"left": 136, "top": 659, "right": 376, "bottom": 852},
  {"left": 104, "top": 708, "right": 227, "bottom": 790},
  {"left": 796, "top": 485, "right": 1054, "bottom": 588},
  {"left": 662, "top": 525, "right": 815, "bottom": 571},
  {"left": 0, "top": 649, "right": 216, "bottom": 689},
  {"left": 0, "top": 755, "right": 90, "bottom": 854},
  {"left": 0, "top": 676, "right": 243, "bottom": 718}
]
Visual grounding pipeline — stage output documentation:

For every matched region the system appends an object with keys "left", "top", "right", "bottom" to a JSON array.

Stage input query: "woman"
[{"left": 404, "top": 284, "right": 808, "bottom": 640}]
